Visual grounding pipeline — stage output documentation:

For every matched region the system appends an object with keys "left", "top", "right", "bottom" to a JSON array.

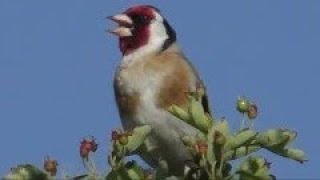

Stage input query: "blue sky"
[{"left": 0, "top": 0, "right": 319, "bottom": 178}]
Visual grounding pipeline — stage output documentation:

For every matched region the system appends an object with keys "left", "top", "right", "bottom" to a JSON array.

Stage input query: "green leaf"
[
  {"left": 106, "top": 161, "right": 144, "bottom": 180},
  {"left": 267, "top": 147, "right": 307, "bottom": 163},
  {"left": 256, "top": 129, "right": 297, "bottom": 148},
  {"left": 125, "top": 125, "right": 152, "bottom": 154},
  {"left": 206, "top": 127, "right": 216, "bottom": 162},
  {"left": 167, "top": 105, "right": 191, "bottom": 122},
  {"left": 3, "top": 164, "right": 49, "bottom": 180},
  {"left": 277, "top": 129, "right": 297, "bottom": 147},
  {"left": 224, "top": 145, "right": 261, "bottom": 161},
  {"left": 106, "top": 169, "right": 128, "bottom": 180},
  {"left": 211, "top": 120, "right": 229, "bottom": 137},
  {"left": 189, "top": 96, "right": 213, "bottom": 132},
  {"left": 226, "top": 129, "right": 257, "bottom": 150},
  {"left": 125, "top": 161, "right": 145, "bottom": 180},
  {"left": 237, "top": 157, "right": 274, "bottom": 180}
]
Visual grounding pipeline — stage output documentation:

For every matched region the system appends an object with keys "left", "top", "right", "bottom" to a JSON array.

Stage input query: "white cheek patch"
[{"left": 121, "top": 12, "right": 168, "bottom": 68}]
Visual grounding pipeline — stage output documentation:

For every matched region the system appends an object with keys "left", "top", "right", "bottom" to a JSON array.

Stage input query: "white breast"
[{"left": 116, "top": 57, "right": 165, "bottom": 125}]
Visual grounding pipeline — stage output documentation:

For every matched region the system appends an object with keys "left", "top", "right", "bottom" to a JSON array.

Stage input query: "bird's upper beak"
[{"left": 107, "top": 14, "right": 133, "bottom": 37}]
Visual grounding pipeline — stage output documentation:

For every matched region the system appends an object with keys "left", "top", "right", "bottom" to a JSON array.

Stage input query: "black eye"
[{"left": 132, "top": 15, "right": 150, "bottom": 25}]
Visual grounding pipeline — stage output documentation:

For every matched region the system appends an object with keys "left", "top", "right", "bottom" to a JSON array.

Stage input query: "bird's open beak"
[{"left": 107, "top": 14, "right": 133, "bottom": 37}]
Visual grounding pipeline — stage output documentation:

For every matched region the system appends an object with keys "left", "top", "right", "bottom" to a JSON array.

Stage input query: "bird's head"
[{"left": 108, "top": 5, "right": 176, "bottom": 56}]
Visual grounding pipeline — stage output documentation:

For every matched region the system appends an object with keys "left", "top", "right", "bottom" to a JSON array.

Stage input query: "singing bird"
[{"left": 109, "top": 5, "right": 212, "bottom": 177}]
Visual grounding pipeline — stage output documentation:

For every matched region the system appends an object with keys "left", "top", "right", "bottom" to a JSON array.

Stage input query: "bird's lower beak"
[{"left": 107, "top": 14, "right": 133, "bottom": 37}]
